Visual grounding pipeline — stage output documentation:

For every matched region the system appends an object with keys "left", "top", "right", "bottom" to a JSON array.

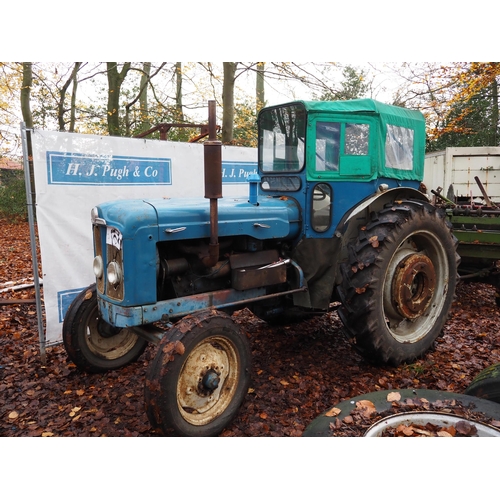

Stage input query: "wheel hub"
[
  {"left": 97, "top": 318, "right": 122, "bottom": 338},
  {"left": 392, "top": 254, "right": 436, "bottom": 319},
  {"left": 201, "top": 369, "right": 220, "bottom": 391},
  {"left": 177, "top": 338, "right": 234, "bottom": 418}
]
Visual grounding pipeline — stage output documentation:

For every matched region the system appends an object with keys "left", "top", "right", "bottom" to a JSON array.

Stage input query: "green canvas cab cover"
[{"left": 300, "top": 98, "right": 426, "bottom": 182}]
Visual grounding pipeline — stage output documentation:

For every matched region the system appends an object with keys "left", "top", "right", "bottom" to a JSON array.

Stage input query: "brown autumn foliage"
[
  {"left": 1, "top": 218, "right": 500, "bottom": 437},
  {"left": 401, "top": 62, "right": 500, "bottom": 142}
]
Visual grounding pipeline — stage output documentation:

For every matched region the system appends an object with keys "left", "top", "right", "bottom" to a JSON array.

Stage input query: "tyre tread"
[{"left": 338, "top": 200, "right": 459, "bottom": 365}]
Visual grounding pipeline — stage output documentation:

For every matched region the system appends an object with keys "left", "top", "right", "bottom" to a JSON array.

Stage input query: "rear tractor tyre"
[
  {"left": 62, "top": 284, "right": 148, "bottom": 373},
  {"left": 337, "top": 200, "right": 459, "bottom": 366},
  {"left": 144, "top": 309, "right": 251, "bottom": 437}
]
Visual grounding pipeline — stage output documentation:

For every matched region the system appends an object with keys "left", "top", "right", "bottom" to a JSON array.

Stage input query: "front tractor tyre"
[
  {"left": 338, "top": 200, "right": 459, "bottom": 366},
  {"left": 144, "top": 310, "right": 251, "bottom": 437},
  {"left": 62, "top": 284, "right": 148, "bottom": 373}
]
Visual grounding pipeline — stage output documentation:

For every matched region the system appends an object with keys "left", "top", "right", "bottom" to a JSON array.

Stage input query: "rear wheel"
[
  {"left": 144, "top": 309, "right": 251, "bottom": 436},
  {"left": 63, "top": 284, "right": 148, "bottom": 373},
  {"left": 337, "top": 200, "right": 459, "bottom": 366}
]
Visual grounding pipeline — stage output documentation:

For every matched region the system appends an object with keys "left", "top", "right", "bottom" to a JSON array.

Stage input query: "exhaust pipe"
[{"left": 202, "top": 100, "right": 222, "bottom": 268}]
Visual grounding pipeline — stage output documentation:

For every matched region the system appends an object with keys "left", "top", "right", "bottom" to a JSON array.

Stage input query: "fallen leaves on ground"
[
  {"left": 1, "top": 219, "right": 500, "bottom": 437},
  {"left": 328, "top": 396, "right": 498, "bottom": 437}
]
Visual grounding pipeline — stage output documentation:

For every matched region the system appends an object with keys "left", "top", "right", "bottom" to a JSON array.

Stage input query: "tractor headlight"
[
  {"left": 91, "top": 206, "right": 106, "bottom": 226},
  {"left": 93, "top": 256, "right": 104, "bottom": 278},
  {"left": 107, "top": 261, "right": 122, "bottom": 285}
]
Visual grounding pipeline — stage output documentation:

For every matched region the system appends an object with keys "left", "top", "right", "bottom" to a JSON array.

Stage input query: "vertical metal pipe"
[
  {"left": 202, "top": 101, "right": 222, "bottom": 267},
  {"left": 204, "top": 101, "right": 222, "bottom": 200},
  {"left": 21, "top": 124, "right": 46, "bottom": 364},
  {"left": 208, "top": 100, "right": 217, "bottom": 140}
]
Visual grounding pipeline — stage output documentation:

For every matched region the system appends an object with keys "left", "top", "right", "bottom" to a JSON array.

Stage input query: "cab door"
[{"left": 304, "top": 115, "right": 377, "bottom": 238}]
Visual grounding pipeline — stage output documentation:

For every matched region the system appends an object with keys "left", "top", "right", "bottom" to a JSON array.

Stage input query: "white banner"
[{"left": 31, "top": 130, "right": 257, "bottom": 345}]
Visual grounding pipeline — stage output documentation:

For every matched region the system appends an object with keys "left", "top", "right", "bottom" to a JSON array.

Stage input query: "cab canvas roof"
[{"left": 299, "top": 98, "right": 425, "bottom": 129}]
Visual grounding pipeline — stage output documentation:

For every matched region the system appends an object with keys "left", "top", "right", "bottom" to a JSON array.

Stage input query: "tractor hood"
[{"left": 96, "top": 196, "right": 301, "bottom": 241}]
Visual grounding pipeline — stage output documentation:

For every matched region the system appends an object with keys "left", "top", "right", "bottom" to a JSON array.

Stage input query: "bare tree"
[
  {"left": 21, "top": 63, "right": 33, "bottom": 129},
  {"left": 175, "top": 62, "right": 184, "bottom": 121},
  {"left": 124, "top": 62, "right": 167, "bottom": 135},
  {"left": 256, "top": 62, "right": 265, "bottom": 113},
  {"left": 139, "top": 62, "right": 151, "bottom": 131},
  {"left": 222, "top": 62, "right": 237, "bottom": 143},
  {"left": 107, "top": 62, "right": 131, "bottom": 136},
  {"left": 58, "top": 62, "right": 82, "bottom": 132}
]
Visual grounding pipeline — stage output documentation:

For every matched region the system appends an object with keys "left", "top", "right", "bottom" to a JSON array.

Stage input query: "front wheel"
[
  {"left": 144, "top": 309, "right": 251, "bottom": 436},
  {"left": 62, "top": 284, "right": 148, "bottom": 373},
  {"left": 337, "top": 200, "right": 459, "bottom": 366}
]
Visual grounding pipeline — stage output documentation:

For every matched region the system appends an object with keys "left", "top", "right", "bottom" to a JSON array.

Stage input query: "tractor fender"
[{"left": 333, "top": 186, "right": 430, "bottom": 284}]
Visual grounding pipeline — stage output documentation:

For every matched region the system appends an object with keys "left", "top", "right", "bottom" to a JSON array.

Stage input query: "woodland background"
[
  {"left": 0, "top": 62, "right": 499, "bottom": 157},
  {"left": 1, "top": 61, "right": 499, "bottom": 220}
]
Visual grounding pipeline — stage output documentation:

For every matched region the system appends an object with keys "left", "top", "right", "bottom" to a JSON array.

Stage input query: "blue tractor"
[{"left": 63, "top": 100, "right": 459, "bottom": 436}]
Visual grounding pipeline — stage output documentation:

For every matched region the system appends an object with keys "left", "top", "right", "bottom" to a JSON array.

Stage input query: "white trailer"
[{"left": 424, "top": 147, "right": 500, "bottom": 204}]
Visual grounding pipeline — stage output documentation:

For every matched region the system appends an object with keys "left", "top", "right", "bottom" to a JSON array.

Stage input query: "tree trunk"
[
  {"left": 139, "top": 62, "right": 151, "bottom": 131},
  {"left": 175, "top": 62, "right": 184, "bottom": 121},
  {"left": 106, "top": 62, "right": 131, "bottom": 136},
  {"left": 222, "top": 62, "right": 237, "bottom": 143},
  {"left": 256, "top": 62, "right": 265, "bottom": 113},
  {"left": 21, "top": 63, "right": 33, "bottom": 129},
  {"left": 491, "top": 77, "right": 499, "bottom": 146},
  {"left": 58, "top": 62, "right": 81, "bottom": 131},
  {"left": 69, "top": 65, "right": 79, "bottom": 132}
]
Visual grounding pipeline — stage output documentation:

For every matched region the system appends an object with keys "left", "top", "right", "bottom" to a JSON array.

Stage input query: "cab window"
[
  {"left": 345, "top": 123, "right": 369, "bottom": 155},
  {"left": 385, "top": 124, "right": 414, "bottom": 170},
  {"left": 259, "top": 104, "right": 306, "bottom": 172},
  {"left": 316, "top": 122, "right": 370, "bottom": 172},
  {"left": 314, "top": 121, "right": 371, "bottom": 177},
  {"left": 311, "top": 183, "right": 332, "bottom": 232},
  {"left": 315, "top": 122, "right": 340, "bottom": 171}
]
